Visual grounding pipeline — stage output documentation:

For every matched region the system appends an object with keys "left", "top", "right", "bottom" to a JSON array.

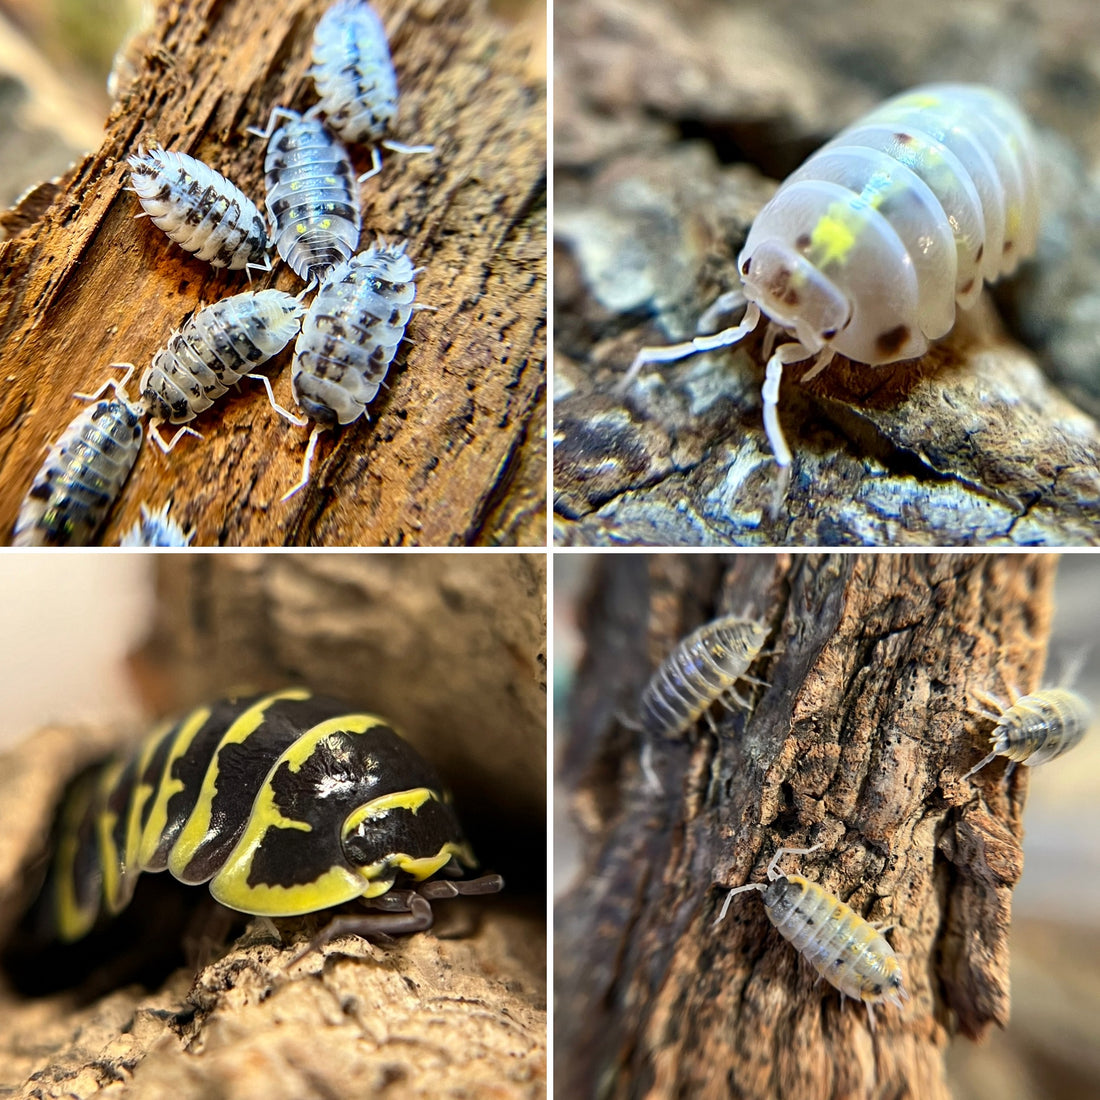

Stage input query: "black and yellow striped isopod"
[
  {"left": 714, "top": 844, "right": 908, "bottom": 1030},
  {"left": 639, "top": 615, "right": 770, "bottom": 738},
  {"left": 963, "top": 686, "right": 1093, "bottom": 780}
]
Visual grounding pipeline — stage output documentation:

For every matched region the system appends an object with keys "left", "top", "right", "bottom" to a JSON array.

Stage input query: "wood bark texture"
[
  {"left": 0, "top": 554, "right": 546, "bottom": 1098},
  {"left": 556, "top": 553, "right": 1057, "bottom": 1100},
  {"left": 0, "top": 0, "right": 547, "bottom": 546}
]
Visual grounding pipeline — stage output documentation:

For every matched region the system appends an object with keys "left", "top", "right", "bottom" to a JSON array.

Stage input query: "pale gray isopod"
[{"left": 118, "top": 501, "right": 196, "bottom": 547}]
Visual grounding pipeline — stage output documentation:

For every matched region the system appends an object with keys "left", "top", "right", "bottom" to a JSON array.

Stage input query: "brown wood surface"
[
  {"left": 556, "top": 553, "right": 1057, "bottom": 1100},
  {"left": 0, "top": 0, "right": 547, "bottom": 546}
]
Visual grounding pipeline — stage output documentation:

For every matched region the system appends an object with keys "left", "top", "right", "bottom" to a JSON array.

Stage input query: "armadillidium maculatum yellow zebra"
[
  {"left": 963, "top": 685, "right": 1093, "bottom": 781},
  {"left": 36, "top": 689, "right": 501, "bottom": 945},
  {"left": 714, "top": 844, "right": 908, "bottom": 1030},
  {"left": 620, "top": 84, "right": 1040, "bottom": 485}
]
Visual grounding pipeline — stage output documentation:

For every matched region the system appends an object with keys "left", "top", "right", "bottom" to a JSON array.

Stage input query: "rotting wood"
[
  {"left": 0, "top": 0, "right": 547, "bottom": 546},
  {"left": 556, "top": 553, "right": 1056, "bottom": 1100}
]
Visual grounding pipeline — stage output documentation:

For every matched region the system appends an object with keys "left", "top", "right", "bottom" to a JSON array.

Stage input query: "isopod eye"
[
  {"left": 741, "top": 258, "right": 751, "bottom": 276},
  {"left": 821, "top": 328, "right": 837, "bottom": 340}
]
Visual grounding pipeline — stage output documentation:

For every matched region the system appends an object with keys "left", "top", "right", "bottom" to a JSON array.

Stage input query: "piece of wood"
[
  {"left": 556, "top": 553, "right": 1057, "bottom": 1100},
  {"left": 0, "top": 0, "right": 546, "bottom": 546}
]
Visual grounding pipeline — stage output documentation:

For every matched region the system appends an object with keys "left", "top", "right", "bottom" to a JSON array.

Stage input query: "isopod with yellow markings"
[
  {"left": 714, "top": 844, "right": 908, "bottom": 1030},
  {"left": 620, "top": 84, "right": 1040, "bottom": 486},
  {"left": 639, "top": 614, "right": 770, "bottom": 738},
  {"left": 963, "top": 685, "right": 1093, "bottom": 780}
]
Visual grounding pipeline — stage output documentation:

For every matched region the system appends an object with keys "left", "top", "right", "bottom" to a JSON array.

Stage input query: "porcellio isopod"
[
  {"left": 715, "top": 844, "right": 908, "bottom": 1030},
  {"left": 621, "top": 84, "right": 1040, "bottom": 481},
  {"left": 12, "top": 392, "right": 143, "bottom": 547},
  {"left": 252, "top": 107, "right": 362, "bottom": 285},
  {"left": 274, "top": 240, "right": 420, "bottom": 499},
  {"left": 310, "top": 0, "right": 434, "bottom": 179},
  {"left": 963, "top": 686, "right": 1093, "bottom": 780},
  {"left": 127, "top": 147, "right": 271, "bottom": 272},
  {"left": 639, "top": 615, "right": 770, "bottom": 738},
  {"left": 118, "top": 501, "right": 196, "bottom": 547}
]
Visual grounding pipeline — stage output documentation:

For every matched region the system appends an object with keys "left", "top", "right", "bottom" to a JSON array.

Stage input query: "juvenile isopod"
[
  {"left": 118, "top": 501, "right": 196, "bottom": 547},
  {"left": 714, "top": 843, "right": 908, "bottom": 1030},
  {"left": 251, "top": 107, "right": 362, "bottom": 285},
  {"left": 310, "top": 0, "right": 435, "bottom": 180},
  {"left": 620, "top": 84, "right": 1040, "bottom": 490},
  {"left": 963, "top": 685, "right": 1093, "bottom": 780},
  {"left": 271, "top": 239, "right": 421, "bottom": 499},
  {"left": 639, "top": 614, "right": 770, "bottom": 738},
  {"left": 127, "top": 146, "right": 272, "bottom": 273},
  {"left": 12, "top": 390, "right": 144, "bottom": 547}
]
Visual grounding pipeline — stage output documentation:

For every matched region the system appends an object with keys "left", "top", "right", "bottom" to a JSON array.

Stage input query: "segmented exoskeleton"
[
  {"left": 117, "top": 501, "right": 196, "bottom": 547},
  {"left": 36, "top": 689, "right": 502, "bottom": 945},
  {"left": 715, "top": 844, "right": 908, "bottom": 1030},
  {"left": 127, "top": 147, "right": 271, "bottom": 273}
]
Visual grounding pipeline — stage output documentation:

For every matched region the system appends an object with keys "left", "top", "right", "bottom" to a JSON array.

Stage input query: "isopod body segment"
[
  {"left": 37, "top": 689, "right": 502, "bottom": 944},
  {"left": 715, "top": 844, "right": 908, "bottom": 1030},
  {"left": 623, "top": 84, "right": 1040, "bottom": 475},
  {"left": 964, "top": 686, "right": 1093, "bottom": 780},
  {"left": 118, "top": 501, "right": 196, "bottom": 547},
  {"left": 639, "top": 615, "right": 770, "bottom": 738},
  {"left": 127, "top": 147, "right": 271, "bottom": 271},
  {"left": 13, "top": 396, "right": 143, "bottom": 547}
]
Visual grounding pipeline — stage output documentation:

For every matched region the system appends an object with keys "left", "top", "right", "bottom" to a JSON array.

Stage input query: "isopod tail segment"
[{"left": 714, "top": 843, "right": 909, "bottom": 1032}]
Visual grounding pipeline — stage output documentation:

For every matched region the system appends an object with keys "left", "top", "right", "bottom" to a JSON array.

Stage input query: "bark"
[
  {"left": 0, "top": 554, "right": 547, "bottom": 1098},
  {"left": 0, "top": 0, "right": 546, "bottom": 547},
  {"left": 556, "top": 553, "right": 1057, "bottom": 1100}
]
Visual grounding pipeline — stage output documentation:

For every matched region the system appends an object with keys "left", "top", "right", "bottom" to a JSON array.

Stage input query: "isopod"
[
  {"left": 13, "top": 390, "right": 144, "bottom": 547},
  {"left": 118, "top": 501, "right": 196, "bottom": 547},
  {"left": 273, "top": 239, "right": 420, "bottom": 499},
  {"left": 639, "top": 614, "right": 770, "bottom": 738},
  {"left": 251, "top": 107, "right": 362, "bottom": 285},
  {"left": 714, "top": 843, "right": 908, "bottom": 1030},
  {"left": 963, "top": 686, "right": 1092, "bottom": 780},
  {"left": 137, "top": 288, "right": 305, "bottom": 450},
  {"left": 127, "top": 146, "right": 271, "bottom": 273},
  {"left": 620, "top": 84, "right": 1039, "bottom": 486},
  {"left": 310, "top": 0, "right": 434, "bottom": 179}
]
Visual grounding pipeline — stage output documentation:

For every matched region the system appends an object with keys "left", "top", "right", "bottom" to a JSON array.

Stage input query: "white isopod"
[
  {"left": 310, "top": 0, "right": 434, "bottom": 179},
  {"left": 714, "top": 843, "right": 909, "bottom": 1030},
  {"left": 251, "top": 107, "right": 363, "bottom": 285},
  {"left": 271, "top": 239, "right": 420, "bottom": 499},
  {"left": 621, "top": 84, "right": 1040, "bottom": 486},
  {"left": 127, "top": 147, "right": 272, "bottom": 273},
  {"left": 118, "top": 501, "right": 196, "bottom": 547},
  {"left": 13, "top": 391, "right": 144, "bottom": 547}
]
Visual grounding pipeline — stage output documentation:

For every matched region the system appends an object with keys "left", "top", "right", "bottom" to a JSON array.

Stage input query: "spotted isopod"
[
  {"left": 271, "top": 239, "right": 420, "bottom": 499},
  {"left": 127, "top": 146, "right": 272, "bottom": 273},
  {"left": 310, "top": 0, "right": 434, "bottom": 179},
  {"left": 135, "top": 288, "right": 305, "bottom": 450},
  {"left": 251, "top": 107, "right": 363, "bottom": 285},
  {"left": 639, "top": 614, "right": 770, "bottom": 739},
  {"left": 118, "top": 501, "right": 196, "bottom": 547},
  {"left": 963, "top": 685, "right": 1093, "bottom": 780},
  {"left": 12, "top": 391, "right": 143, "bottom": 547},
  {"left": 621, "top": 84, "right": 1040, "bottom": 487},
  {"left": 715, "top": 844, "right": 908, "bottom": 1030}
]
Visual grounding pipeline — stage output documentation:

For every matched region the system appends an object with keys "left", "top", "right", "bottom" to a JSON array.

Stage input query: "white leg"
[
  {"left": 696, "top": 288, "right": 746, "bottom": 334},
  {"left": 74, "top": 362, "right": 136, "bottom": 403},
  {"left": 766, "top": 843, "right": 823, "bottom": 881},
  {"left": 800, "top": 347, "right": 836, "bottom": 383},
  {"left": 149, "top": 420, "right": 203, "bottom": 455},
  {"left": 382, "top": 138, "right": 435, "bottom": 156},
  {"left": 639, "top": 741, "right": 661, "bottom": 793},
  {"left": 616, "top": 301, "right": 762, "bottom": 395},
  {"left": 246, "top": 373, "right": 308, "bottom": 426},
  {"left": 358, "top": 146, "right": 383, "bottom": 183},
  {"left": 961, "top": 749, "right": 998, "bottom": 781},
  {"left": 247, "top": 106, "right": 299, "bottom": 141},
  {"left": 281, "top": 424, "right": 324, "bottom": 501},
  {"left": 713, "top": 882, "right": 764, "bottom": 927},
  {"left": 761, "top": 341, "right": 815, "bottom": 469},
  {"left": 245, "top": 254, "right": 274, "bottom": 280},
  {"left": 971, "top": 688, "right": 1007, "bottom": 715},
  {"left": 865, "top": 1002, "right": 877, "bottom": 1033}
]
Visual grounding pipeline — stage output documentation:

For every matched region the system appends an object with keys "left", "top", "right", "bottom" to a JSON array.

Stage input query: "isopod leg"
[
  {"left": 149, "top": 420, "right": 203, "bottom": 455},
  {"left": 246, "top": 373, "right": 309, "bottom": 427},
  {"left": 713, "top": 882, "right": 765, "bottom": 927},
  {"left": 799, "top": 347, "right": 836, "bottom": 383},
  {"left": 696, "top": 288, "right": 746, "bottom": 334},
  {"left": 247, "top": 105, "right": 301, "bottom": 141},
  {"left": 766, "top": 843, "right": 824, "bottom": 881},
  {"left": 382, "top": 138, "right": 436, "bottom": 157},
  {"left": 961, "top": 749, "right": 998, "bottom": 781},
  {"left": 761, "top": 341, "right": 815, "bottom": 470},
  {"left": 615, "top": 301, "right": 762, "bottom": 395},
  {"left": 358, "top": 147, "right": 383, "bottom": 183},
  {"left": 74, "top": 362, "right": 137, "bottom": 403},
  {"left": 281, "top": 424, "right": 325, "bottom": 501}
]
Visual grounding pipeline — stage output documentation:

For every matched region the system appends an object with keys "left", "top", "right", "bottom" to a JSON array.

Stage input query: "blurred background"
[{"left": 554, "top": 553, "right": 1100, "bottom": 1100}]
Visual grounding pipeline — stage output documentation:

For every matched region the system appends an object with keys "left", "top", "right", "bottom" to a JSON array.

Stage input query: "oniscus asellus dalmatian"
[
  {"left": 963, "top": 686, "right": 1093, "bottom": 780},
  {"left": 714, "top": 844, "right": 908, "bottom": 1031},
  {"left": 621, "top": 84, "right": 1040, "bottom": 487},
  {"left": 12, "top": 391, "right": 143, "bottom": 547},
  {"left": 137, "top": 288, "right": 305, "bottom": 450},
  {"left": 251, "top": 107, "right": 362, "bottom": 285},
  {"left": 271, "top": 239, "right": 420, "bottom": 499},
  {"left": 127, "top": 147, "right": 272, "bottom": 273},
  {"left": 118, "top": 501, "right": 196, "bottom": 547},
  {"left": 310, "top": 0, "right": 434, "bottom": 180},
  {"left": 639, "top": 615, "right": 770, "bottom": 738}
]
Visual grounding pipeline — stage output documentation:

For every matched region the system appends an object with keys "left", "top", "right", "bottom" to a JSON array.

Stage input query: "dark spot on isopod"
[
  {"left": 873, "top": 983, "right": 882, "bottom": 994},
  {"left": 875, "top": 324, "right": 910, "bottom": 356},
  {"left": 895, "top": 132, "right": 913, "bottom": 144},
  {"left": 741, "top": 258, "right": 751, "bottom": 276},
  {"left": 975, "top": 243, "right": 984, "bottom": 263},
  {"left": 960, "top": 278, "right": 975, "bottom": 294},
  {"left": 795, "top": 234, "right": 811, "bottom": 250},
  {"left": 1004, "top": 240, "right": 1013, "bottom": 254}
]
